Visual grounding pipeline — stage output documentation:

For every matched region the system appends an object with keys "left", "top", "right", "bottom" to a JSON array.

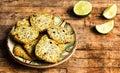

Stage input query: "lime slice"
[
  {"left": 73, "top": 1, "right": 92, "bottom": 16},
  {"left": 103, "top": 4, "right": 117, "bottom": 19},
  {"left": 95, "top": 20, "right": 114, "bottom": 34}
]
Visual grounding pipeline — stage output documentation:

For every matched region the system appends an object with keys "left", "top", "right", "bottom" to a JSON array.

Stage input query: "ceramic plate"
[{"left": 7, "top": 14, "right": 76, "bottom": 68}]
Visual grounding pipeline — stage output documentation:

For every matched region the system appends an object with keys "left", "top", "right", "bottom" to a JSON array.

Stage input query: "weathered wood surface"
[{"left": 1, "top": 0, "right": 120, "bottom": 73}]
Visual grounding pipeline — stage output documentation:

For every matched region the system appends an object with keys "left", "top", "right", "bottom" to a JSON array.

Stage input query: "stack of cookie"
[{"left": 10, "top": 13, "right": 75, "bottom": 63}]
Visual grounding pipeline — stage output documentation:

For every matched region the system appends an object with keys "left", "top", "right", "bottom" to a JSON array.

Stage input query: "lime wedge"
[
  {"left": 95, "top": 20, "right": 114, "bottom": 34},
  {"left": 103, "top": 4, "right": 117, "bottom": 19},
  {"left": 73, "top": 1, "right": 92, "bottom": 16}
]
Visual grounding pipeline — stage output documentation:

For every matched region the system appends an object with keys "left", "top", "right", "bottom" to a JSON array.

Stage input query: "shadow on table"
[
  {"left": 0, "top": 25, "right": 25, "bottom": 67},
  {"left": 90, "top": 26, "right": 102, "bottom": 35}
]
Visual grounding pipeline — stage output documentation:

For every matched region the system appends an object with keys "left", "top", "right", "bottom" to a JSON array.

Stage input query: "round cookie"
[
  {"left": 11, "top": 26, "right": 39, "bottom": 44},
  {"left": 30, "top": 13, "right": 53, "bottom": 32},
  {"left": 47, "top": 26, "right": 73, "bottom": 43},
  {"left": 35, "top": 35, "right": 61, "bottom": 63}
]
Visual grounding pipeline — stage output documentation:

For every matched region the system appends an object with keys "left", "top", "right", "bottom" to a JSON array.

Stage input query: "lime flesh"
[
  {"left": 95, "top": 20, "right": 114, "bottom": 34},
  {"left": 103, "top": 4, "right": 117, "bottom": 19},
  {"left": 73, "top": 1, "right": 92, "bottom": 16}
]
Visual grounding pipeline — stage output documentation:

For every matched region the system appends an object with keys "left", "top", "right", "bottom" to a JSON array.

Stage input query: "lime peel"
[
  {"left": 103, "top": 4, "right": 117, "bottom": 19},
  {"left": 73, "top": 1, "right": 92, "bottom": 16},
  {"left": 95, "top": 20, "right": 114, "bottom": 34}
]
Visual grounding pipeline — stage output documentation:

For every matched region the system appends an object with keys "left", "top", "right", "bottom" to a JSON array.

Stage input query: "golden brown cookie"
[
  {"left": 35, "top": 35, "right": 61, "bottom": 63},
  {"left": 30, "top": 13, "right": 53, "bottom": 32},
  {"left": 13, "top": 44, "right": 32, "bottom": 61},
  {"left": 24, "top": 38, "right": 39, "bottom": 59},
  {"left": 11, "top": 26, "right": 39, "bottom": 44},
  {"left": 16, "top": 19, "right": 30, "bottom": 27},
  {"left": 47, "top": 26, "right": 73, "bottom": 43}
]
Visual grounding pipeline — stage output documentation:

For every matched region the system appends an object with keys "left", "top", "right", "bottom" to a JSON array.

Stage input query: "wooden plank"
[
  {"left": 67, "top": 67, "right": 120, "bottom": 73},
  {"left": 0, "top": 0, "right": 63, "bottom": 7},
  {"left": 0, "top": 66, "right": 67, "bottom": 73},
  {"left": 2, "top": 52, "right": 120, "bottom": 68},
  {"left": 1, "top": 59, "right": 120, "bottom": 73},
  {"left": 0, "top": 19, "right": 19, "bottom": 26},
  {"left": 0, "top": 7, "right": 67, "bottom": 13},
  {"left": 0, "top": 67, "right": 17, "bottom": 73},
  {"left": 67, "top": 67, "right": 107, "bottom": 73},
  {"left": 76, "top": 26, "right": 120, "bottom": 50},
  {"left": 0, "top": 67, "right": 41, "bottom": 73},
  {"left": 0, "top": 57, "right": 69, "bottom": 69},
  {"left": 0, "top": 0, "right": 120, "bottom": 8},
  {"left": 68, "top": 58, "right": 120, "bottom": 67},
  {"left": 2, "top": 57, "right": 120, "bottom": 69},
  {"left": 77, "top": 41, "right": 120, "bottom": 50},
  {"left": 42, "top": 68, "right": 66, "bottom": 73},
  {"left": 72, "top": 50, "right": 120, "bottom": 59},
  {"left": 0, "top": 12, "right": 85, "bottom": 20},
  {"left": 1, "top": 0, "right": 112, "bottom": 7},
  {"left": 0, "top": 6, "right": 120, "bottom": 14},
  {"left": 68, "top": 58, "right": 103, "bottom": 67}
]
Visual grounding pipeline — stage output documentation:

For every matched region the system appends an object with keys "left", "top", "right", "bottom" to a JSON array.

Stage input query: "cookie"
[
  {"left": 24, "top": 38, "right": 39, "bottom": 59},
  {"left": 47, "top": 26, "right": 73, "bottom": 43},
  {"left": 11, "top": 26, "right": 39, "bottom": 44},
  {"left": 16, "top": 19, "right": 30, "bottom": 27},
  {"left": 35, "top": 35, "right": 61, "bottom": 63},
  {"left": 30, "top": 13, "right": 53, "bottom": 32},
  {"left": 13, "top": 44, "right": 32, "bottom": 61}
]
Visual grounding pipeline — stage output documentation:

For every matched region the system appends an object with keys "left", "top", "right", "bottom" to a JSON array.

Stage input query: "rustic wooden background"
[{"left": 0, "top": 0, "right": 120, "bottom": 73}]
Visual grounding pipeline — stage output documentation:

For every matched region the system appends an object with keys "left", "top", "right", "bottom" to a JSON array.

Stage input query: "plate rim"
[
  {"left": 7, "top": 16, "right": 77, "bottom": 68},
  {"left": 7, "top": 35, "right": 77, "bottom": 68}
]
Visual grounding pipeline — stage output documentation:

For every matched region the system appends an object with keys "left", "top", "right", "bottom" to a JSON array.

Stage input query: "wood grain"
[{"left": 0, "top": 0, "right": 120, "bottom": 73}]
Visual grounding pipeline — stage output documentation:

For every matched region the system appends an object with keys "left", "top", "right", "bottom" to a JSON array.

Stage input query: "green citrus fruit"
[
  {"left": 103, "top": 4, "right": 117, "bottom": 19},
  {"left": 73, "top": 1, "right": 92, "bottom": 16},
  {"left": 95, "top": 20, "right": 114, "bottom": 34}
]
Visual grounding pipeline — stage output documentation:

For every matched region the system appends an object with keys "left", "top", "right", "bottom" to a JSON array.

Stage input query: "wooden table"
[{"left": 0, "top": 0, "right": 120, "bottom": 73}]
